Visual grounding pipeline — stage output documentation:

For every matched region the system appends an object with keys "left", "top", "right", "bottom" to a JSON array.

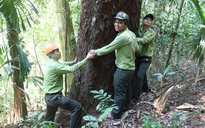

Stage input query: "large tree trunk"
[
  {"left": 70, "top": 0, "right": 142, "bottom": 112},
  {"left": 6, "top": 18, "right": 27, "bottom": 124}
]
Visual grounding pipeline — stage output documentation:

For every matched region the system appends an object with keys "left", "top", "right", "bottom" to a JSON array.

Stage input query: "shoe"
[
  {"left": 143, "top": 88, "right": 154, "bottom": 94},
  {"left": 147, "top": 89, "right": 154, "bottom": 94},
  {"left": 107, "top": 112, "right": 115, "bottom": 119},
  {"left": 130, "top": 99, "right": 137, "bottom": 106},
  {"left": 107, "top": 112, "right": 120, "bottom": 120}
]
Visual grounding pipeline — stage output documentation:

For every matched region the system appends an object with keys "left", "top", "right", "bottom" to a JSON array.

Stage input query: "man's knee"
[{"left": 75, "top": 102, "right": 82, "bottom": 111}]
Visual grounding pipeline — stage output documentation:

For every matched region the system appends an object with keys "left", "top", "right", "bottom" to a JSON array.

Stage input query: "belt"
[
  {"left": 139, "top": 56, "right": 151, "bottom": 59},
  {"left": 45, "top": 91, "right": 61, "bottom": 95}
]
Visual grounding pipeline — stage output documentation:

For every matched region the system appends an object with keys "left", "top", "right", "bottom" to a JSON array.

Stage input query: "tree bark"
[
  {"left": 70, "top": 0, "right": 142, "bottom": 112},
  {"left": 6, "top": 18, "right": 27, "bottom": 124},
  {"left": 55, "top": 0, "right": 77, "bottom": 92}
]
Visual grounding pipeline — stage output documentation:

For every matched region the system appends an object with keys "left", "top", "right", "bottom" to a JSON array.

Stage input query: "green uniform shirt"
[
  {"left": 137, "top": 28, "right": 156, "bottom": 57},
  {"left": 44, "top": 59, "right": 87, "bottom": 94},
  {"left": 95, "top": 28, "right": 139, "bottom": 70}
]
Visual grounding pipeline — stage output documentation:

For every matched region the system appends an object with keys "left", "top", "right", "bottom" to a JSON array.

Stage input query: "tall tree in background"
[
  {"left": 0, "top": 0, "right": 37, "bottom": 124},
  {"left": 55, "top": 0, "right": 76, "bottom": 93},
  {"left": 70, "top": 0, "right": 142, "bottom": 112},
  {"left": 165, "top": 0, "right": 185, "bottom": 69}
]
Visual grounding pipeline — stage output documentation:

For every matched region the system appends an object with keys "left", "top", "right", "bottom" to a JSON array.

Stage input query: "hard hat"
[
  {"left": 44, "top": 43, "right": 59, "bottom": 55},
  {"left": 143, "top": 14, "right": 154, "bottom": 21},
  {"left": 113, "top": 11, "right": 129, "bottom": 22}
]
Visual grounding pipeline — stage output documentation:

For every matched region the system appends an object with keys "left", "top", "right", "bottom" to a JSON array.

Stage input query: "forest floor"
[
  {"left": 4, "top": 74, "right": 205, "bottom": 128},
  {"left": 98, "top": 73, "right": 205, "bottom": 128},
  {"left": 3, "top": 64, "right": 205, "bottom": 128}
]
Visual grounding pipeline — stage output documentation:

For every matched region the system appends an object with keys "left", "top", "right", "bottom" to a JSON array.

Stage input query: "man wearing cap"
[
  {"left": 43, "top": 43, "right": 95, "bottom": 128},
  {"left": 90, "top": 11, "right": 139, "bottom": 119},
  {"left": 131, "top": 14, "right": 156, "bottom": 105}
]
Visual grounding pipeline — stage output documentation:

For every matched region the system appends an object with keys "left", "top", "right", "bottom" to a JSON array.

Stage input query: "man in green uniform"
[
  {"left": 131, "top": 14, "right": 156, "bottom": 105},
  {"left": 90, "top": 11, "right": 139, "bottom": 119},
  {"left": 43, "top": 43, "right": 94, "bottom": 128}
]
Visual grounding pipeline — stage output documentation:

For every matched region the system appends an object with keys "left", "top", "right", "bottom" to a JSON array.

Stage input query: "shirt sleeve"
[
  {"left": 95, "top": 34, "right": 128, "bottom": 56},
  {"left": 137, "top": 29, "right": 156, "bottom": 45},
  {"left": 54, "top": 59, "right": 87, "bottom": 74},
  {"left": 62, "top": 61, "right": 75, "bottom": 66}
]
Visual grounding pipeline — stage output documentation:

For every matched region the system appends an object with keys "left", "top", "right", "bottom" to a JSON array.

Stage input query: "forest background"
[{"left": 0, "top": 0, "right": 205, "bottom": 127}]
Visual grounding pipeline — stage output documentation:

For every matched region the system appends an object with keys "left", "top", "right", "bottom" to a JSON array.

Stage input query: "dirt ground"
[
  {"left": 99, "top": 74, "right": 205, "bottom": 128},
  {"left": 3, "top": 64, "right": 205, "bottom": 128}
]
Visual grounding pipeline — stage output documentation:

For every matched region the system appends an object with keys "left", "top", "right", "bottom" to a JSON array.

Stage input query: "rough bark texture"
[
  {"left": 6, "top": 19, "right": 27, "bottom": 124},
  {"left": 55, "top": 0, "right": 76, "bottom": 60},
  {"left": 70, "top": 0, "right": 142, "bottom": 112},
  {"left": 55, "top": 0, "right": 76, "bottom": 92}
]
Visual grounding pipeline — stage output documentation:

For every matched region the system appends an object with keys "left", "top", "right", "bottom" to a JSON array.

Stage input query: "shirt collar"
[{"left": 117, "top": 27, "right": 129, "bottom": 35}]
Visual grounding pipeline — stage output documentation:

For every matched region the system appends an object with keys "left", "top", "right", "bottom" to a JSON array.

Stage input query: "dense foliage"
[{"left": 0, "top": 0, "right": 204, "bottom": 127}]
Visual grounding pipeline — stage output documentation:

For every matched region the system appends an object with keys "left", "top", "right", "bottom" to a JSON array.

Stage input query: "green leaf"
[
  {"left": 27, "top": 76, "right": 44, "bottom": 87},
  {"left": 99, "top": 89, "right": 104, "bottom": 94},
  {"left": 16, "top": 43, "right": 31, "bottom": 82},
  {"left": 96, "top": 104, "right": 101, "bottom": 111},
  {"left": 190, "top": 0, "right": 205, "bottom": 65},
  {"left": 84, "top": 122, "right": 98, "bottom": 128},
  {"left": 83, "top": 115, "right": 96, "bottom": 121},
  {"left": 43, "top": 123, "right": 54, "bottom": 128},
  {"left": 43, "top": 121, "right": 59, "bottom": 126},
  {"left": 0, "top": 0, "right": 11, "bottom": 18},
  {"left": 98, "top": 96, "right": 104, "bottom": 100},
  {"left": 172, "top": 112, "right": 182, "bottom": 118},
  {"left": 0, "top": 47, "right": 4, "bottom": 64},
  {"left": 103, "top": 92, "right": 107, "bottom": 97},
  {"left": 28, "top": 0, "right": 39, "bottom": 15},
  {"left": 3, "top": 66, "right": 19, "bottom": 73},
  {"left": 107, "top": 94, "right": 111, "bottom": 98},
  {"left": 157, "top": 75, "right": 163, "bottom": 81},
  {"left": 98, "top": 107, "right": 113, "bottom": 120},
  {"left": 191, "top": 0, "right": 205, "bottom": 23},
  {"left": 164, "top": 65, "right": 171, "bottom": 75},
  {"left": 33, "top": 124, "right": 38, "bottom": 128},
  {"left": 1, "top": 57, "right": 19, "bottom": 67},
  {"left": 37, "top": 112, "right": 45, "bottom": 121},
  {"left": 94, "top": 94, "right": 101, "bottom": 99},
  {"left": 90, "top": 90, "right": 100, "bottom": 94},
  {"left": 18, "top": 11, "right": 26, "bottom": 31},
  {"left": 17, "top": 118, "right": 24, "bottom": 122},
  {"left": 153, "top": 73, "right": 162, "bottom": 76},
  {"left": 28, "top": 111, "right": 38, "bottom": 118},
  {"left": 166, "top": 72, "right": 175, "bottom": 76}
]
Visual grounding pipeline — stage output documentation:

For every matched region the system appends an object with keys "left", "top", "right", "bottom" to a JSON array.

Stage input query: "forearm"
[{"left": 63, "top": 61, "right": 75, "bottom": 66}]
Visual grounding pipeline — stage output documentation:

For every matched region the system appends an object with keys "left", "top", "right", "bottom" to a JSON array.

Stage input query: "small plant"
[
  {"left": 82, "top": 89, "right": 118, "bottom": 128},
  {"left": 140, "top": 111, "right": 162, "bottom": 128},
  {"left": 167, "top": 112, "right": 185, "bottom": 128},
  {"left": 18, "top": 111, "right": 60, "bottom": 128},
  {"left": 153, "top": 64, "right": 175, "bottom": 84},
  {"left": 168, "top": 109, "right": 204, "bottom": 128},
  {"left": 92, "top": 89, "right": 115, "bottom": 112}
]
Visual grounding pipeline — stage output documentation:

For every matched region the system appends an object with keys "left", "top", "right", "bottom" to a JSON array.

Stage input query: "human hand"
[
  {"left": 74, "top": 57, "right": 77, "bottom": 63},
  {"left": 89, "top": 49, "right": 98, "bottom": 59},
  {"left": 89, "top": 50, "right": 95, "bottom": 54},
  {"left": 85, "top": 49, "right": 97, "bottom": 60}
]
